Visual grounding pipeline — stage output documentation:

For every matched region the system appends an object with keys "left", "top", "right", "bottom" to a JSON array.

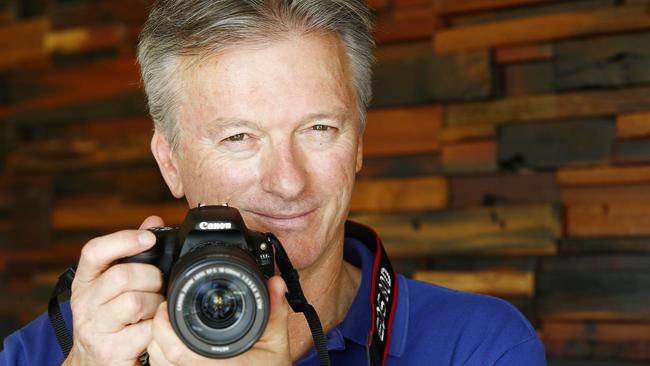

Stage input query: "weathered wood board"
[
  {"left": 617, "top": 111, "right": 650, "bottom": 138},
  {"left": 495, "top": 43, "right": 554, "bottom": 64},
  {"left": 442, "top": 140, "right": 498, "bottom": 174},
  {"left": 504, "top": 61, "right": 554, "bottom": 96},
  {"left": 558, "top": 165, "right": 650, "bottom": 186},
  {"left": 358, "top": 153, "right": 443, "bottom": 179},
  {"left": 351, "top": 176, "right": 448, "bottom": 212}
]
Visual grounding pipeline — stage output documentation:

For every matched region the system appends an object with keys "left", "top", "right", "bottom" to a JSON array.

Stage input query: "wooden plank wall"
[{"left": 0, "top": 0, "right": 649, "bottom": 363}]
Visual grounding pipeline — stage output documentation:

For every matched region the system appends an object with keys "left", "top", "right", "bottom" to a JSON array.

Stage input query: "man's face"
[{"left": 156, "top": 33, "right": 363, "bottom": 270}]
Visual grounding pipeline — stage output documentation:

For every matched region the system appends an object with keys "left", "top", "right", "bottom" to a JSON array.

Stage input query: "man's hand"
[
  {"left": 63, "top": 216, "right": 166, "bottom": 366},
  {"left": 146, "top": 276, "right": 291, "bottom": 366}
]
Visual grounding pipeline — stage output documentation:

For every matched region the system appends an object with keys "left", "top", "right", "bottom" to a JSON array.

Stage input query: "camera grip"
[{"left": 117, "top": 227, "right": 180, "bottom": 283}]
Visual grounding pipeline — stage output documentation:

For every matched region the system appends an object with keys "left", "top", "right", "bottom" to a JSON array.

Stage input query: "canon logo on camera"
[{"left": 198, "top": 221, "right": 232, "bottom": 230}]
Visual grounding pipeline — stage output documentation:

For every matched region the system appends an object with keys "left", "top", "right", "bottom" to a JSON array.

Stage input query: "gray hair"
[{"left": 137, "top": 0, "right": 375, "bottom": 151}]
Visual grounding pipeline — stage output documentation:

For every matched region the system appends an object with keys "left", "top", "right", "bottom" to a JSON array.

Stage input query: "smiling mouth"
[{"left": 247, "top": 208, "right": 317, "bottom": 227}]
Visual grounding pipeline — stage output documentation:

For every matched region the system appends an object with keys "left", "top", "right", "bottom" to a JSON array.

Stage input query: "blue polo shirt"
[{"left": 1, "top": 237, "right": 546, "bottom": 365}]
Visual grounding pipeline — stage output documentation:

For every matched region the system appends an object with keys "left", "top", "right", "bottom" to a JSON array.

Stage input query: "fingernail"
[{"left": 139, "top": 231, "right": 156, "bottom": 246}]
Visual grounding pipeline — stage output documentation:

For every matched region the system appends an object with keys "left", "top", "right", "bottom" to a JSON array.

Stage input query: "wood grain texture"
[
  {"left": 435, "top": 4, "right": 650, "bottom": 54},
  {"left": 350, "top": 204, "right": 560, "bottom": 256},
  {"left": 442, "top": 140, "right": 498, "bottom": 174},
  {"left": 566, "top": 203, "right": 650, "bottom": 237},
  {"left": 617, "top": 111, "right": 650, "bottom": 138},
  {"left": 495, "top": 43, "right": 554, "bottom": 64},
  {"left": 558, "top": 165, "right": 650, "bottom": 186},
  {"left": 414, "top": 270, "right": 535, "bottom": 297},
  {"left": 351, "top": 176, "right": 448, "bottom": 212},
  {"left": 446, "top": 86, "right": 650, "bottom": 127},
  {"left": 364, "top": 105, "right": 442, "bottom": 157}
]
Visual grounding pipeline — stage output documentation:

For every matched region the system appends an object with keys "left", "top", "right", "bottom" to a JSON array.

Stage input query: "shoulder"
[
  {"left": 394, "top": 276, "right": 545, "bottom": 365},
  {"left": 0, "top": 304, "right": 69, "bottom": 366}
]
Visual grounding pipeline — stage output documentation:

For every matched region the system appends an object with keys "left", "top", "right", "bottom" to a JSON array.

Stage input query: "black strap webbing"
[
  {"left": 269, "top": 234, "right": 331, "bottom": 366},
  {"left": 47, "top": 266, "right": 76, "bottom": 358}
]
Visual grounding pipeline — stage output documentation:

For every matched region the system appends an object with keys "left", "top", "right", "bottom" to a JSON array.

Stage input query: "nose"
[{"left": 260, "top": 141, "right": 308, "bottom": 200}]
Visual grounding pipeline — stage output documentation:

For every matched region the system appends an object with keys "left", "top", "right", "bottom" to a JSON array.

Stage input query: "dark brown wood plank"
[
  {"left": 435, "top": 4, "right": 650, "bottom": 54},
  {"left": 351, "top": 176, "right": 448, "bottom": 212},
  {"left": 358, "top": 153, "right": 443, "bottom": 179},
  {"left": 495, "top": 43, "right": 554, "bottom": 64},
  {"left": 442, "top": 140, "right": 498, "bottom": 174},
  {"left": 554, "top": 31, "right": 650, "bottom": 90},
  {"left": 371, "top": 49, "right": 493, "bottom": 107},
  {"left": 613, "top": 138, "right": 650, "bottom": 164},
  {"left": 560, "top": 237, "right": 650, "bottom": 253},
  {"left": 504, "top": 61, "right": 554, "bottom": 96},
  {"left": 439, "top": 0, "right": 557, "bottom": 14},
  {"left": 350, "top": 204, "right": 560, "bottom": 257},
  {"left": 450, "top": 172, "right": 559, "bottom": 208},
  {"left": 0, "top": 19, "right": 48, "bottom": 70},
  {"left": 498, "top": 118, "right": 615, "bottom": 169},
  {"left": 558, "top": 165, "right": 650, "bottom": 186},
  {"left": 446, "top": 86, "right": 650, "bottom": 128}
]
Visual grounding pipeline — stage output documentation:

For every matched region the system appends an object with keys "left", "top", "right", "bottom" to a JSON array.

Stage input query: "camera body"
[{"left": 121, "top": 204, "right": 277, "bottom": 358}]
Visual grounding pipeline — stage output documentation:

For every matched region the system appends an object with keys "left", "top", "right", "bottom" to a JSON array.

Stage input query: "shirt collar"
[{"left": 338, "top": 237, "right": 409, "bottom": 357}]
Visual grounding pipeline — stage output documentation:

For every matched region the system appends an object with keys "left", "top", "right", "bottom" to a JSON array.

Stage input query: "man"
[{"left": 1, "top": 1, "right": 546, "bottom": 365}]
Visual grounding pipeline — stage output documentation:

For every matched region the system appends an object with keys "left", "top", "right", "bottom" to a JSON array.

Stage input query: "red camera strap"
[{"left": 345, "top": 221, "right": 399, "bottom": 366}]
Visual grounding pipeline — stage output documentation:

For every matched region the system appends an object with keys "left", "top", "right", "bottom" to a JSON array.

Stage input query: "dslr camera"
[{"left": 121, "top": 204, "right": 278, "bottom": 358}]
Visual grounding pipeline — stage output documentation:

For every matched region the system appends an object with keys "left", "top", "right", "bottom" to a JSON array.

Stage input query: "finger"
[
  {"left": 139, "top": 215, "right": 165, "bottom": 230},
  {"left": 151, "top": 302, "right": 195, "bottom": 365},
  {"left": 93, "top": 263, "right": 164, "bottom": 304},
  {"left": 75, "top": 230, "right": 157, "bottom": 287},
  {"left": 99, "top": 292, "right": 165, "bottom": 332},
  {"left": 111, "top": 319, "right": 155, "bottom": 363},
  {"left": 147, "top": 340, "right": 175, "bottom": 366}
]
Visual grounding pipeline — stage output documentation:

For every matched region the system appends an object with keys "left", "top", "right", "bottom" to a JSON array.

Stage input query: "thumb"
[{"left": 259, "top": 276, "right": 290, "bottom": 352}]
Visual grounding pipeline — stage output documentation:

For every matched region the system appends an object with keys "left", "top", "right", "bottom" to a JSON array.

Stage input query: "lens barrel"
[{"left": 166, "top": 245, "right": 270, "bottom": 358}]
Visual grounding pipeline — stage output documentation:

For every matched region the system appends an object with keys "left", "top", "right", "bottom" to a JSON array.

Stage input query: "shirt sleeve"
[
  {"left": 0, "top": 330, "right": 28, "bottom": 366},
  {"left": 494, "top": 337, "right": 547, "bottom": 366}
]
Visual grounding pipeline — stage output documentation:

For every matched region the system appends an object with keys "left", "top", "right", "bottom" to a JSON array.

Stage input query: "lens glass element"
[{"left": 196, "top": 280, "right": 244, "bottom": 330}]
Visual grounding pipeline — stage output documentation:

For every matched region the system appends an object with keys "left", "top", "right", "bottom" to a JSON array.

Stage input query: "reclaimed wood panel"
[
  {"left": 371, "top": 49, "right": 493, "bottom": 107},
  {"left": 566, "top": 203, "right": 650, "bottom": 237},
  {"left": 364, "top": 105, "right": 442, "bottom": 157},
  {"left": 358, "top": 153, "right": 443, "bottom": 179},
  {"left": 498, "top": 119, "right": 615, "bottom": 169},
  {"left": 435, "top": 4, "right": 650, "bottom": 54},
  {"left": 450, "top": 172, "right": 559, "bottom": 208},
  {"left": 350, "top": 204, "right": 560, "bottom": 256},
  {"left": 495, "top": 43, "right": 554, "bottom": 64},
  {"left": 0, "top": 19, "right": 48, "bottom": 70},
  {"left": 613, "top": 138, "right": 650, "bottom": 164},
  {"left": 51, "top": 195, "right": 187, "bottom": 231},
  {"left": 543, "top": 321, "right": 650, "bottom": 360},
  {"left": 442, "top": 140, "right": 497, "bottom": 174},
  {"left": 562, "top": 185, "right": 650, "bottom": 205},
  {"left": 539, "top": 256, "right": 650, "bottom": 320},
  {"left": 558, "top": 165, "right": 650, "bottom": 186},
  {"left": 374, "top": 14, "right": 435, "bottom": 44},
  {"left": 414, "top": 270, "right": 534, "bottom": 297},
  {"left": 504, "top": 61, "right": 554, "bottom": 96},
  {"left": 446, "top": 86, "right": 650, "bottom": 127},
  {"left": 560, "top": 237, "right": 650, "bottom": 253},
  {"left": 617, "top": 111, "right": 650, "bottom": 138},
  {"left": 555, "top": 31, "right": 650, "bottom": 90},
  {"left": 44, "top": 24, "right": 126, "bottom": 55},
  {"left": 438, "top": 0, "right": 556, "bottom": 14},
  {"left": 351, "top": 176, "right": 448, "bottom": 212},
  {"left": 439, "top": 125, "right": 495, "bottom": 143}
]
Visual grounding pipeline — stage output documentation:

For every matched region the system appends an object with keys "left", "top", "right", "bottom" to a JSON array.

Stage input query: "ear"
[
  {"left": 151, "top": 130, "right": 185, "bottom": 198},
  {"left": 355, "top": 133, "right": 363, "bottom": 173}
]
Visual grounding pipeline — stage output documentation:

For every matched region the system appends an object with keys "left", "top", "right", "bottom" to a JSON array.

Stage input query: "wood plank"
[
  {"left": 543, "top": 321, "right": 650, "bottom": 361},
  {"left": 371, "top": 49, "right": 493, "bottom": 107},
  {"left": 364, "top": 105, "right": 442, "bottom": 157},
  {"left": 44, "top": 24, "right": 126, "bottom": 55},
  {"left": 414, "top": 270, "right": 534, "bottom": 297},
  {"left": 539, "top": 256, "right": 650, "bottom": 320},
  {"left": 617, "top": 111, "right": 650, "bottom": 138},
  {"left": 439, "top": 0, "right": 557, "bottom": 14},
  {"left": 442, "top": 140, "right": 497, "bottom": 174},
  {"left": 554, "top": 31, "right": 650, "bottom": 90},
  {"left": 558, "top": 165, "right": 650, "bottom": 186},
  {"left": 7, "top": 135, "right": 153, "bottom": 172},
  {"left": 374, "top": 13, "right": 435, "bottom": 44},
  {"left": 566, "top": 203, "right": 650, "bottom": 237},
  {"left": 350, "top": 204, "right": 560, "bottom": 256},
  {"left": 358, "top": 153, "right": 443, "bottom": 179},
  {"left": 613, "top": 138, "right": 650, "bottom": 164},
  {"left": 51, "top": 195, "right": 187, "bottom": 231},
  {"left": 351, "top": 176, "right": 448, "bottom": 212},
  {"left": 495, "top": 43, "right": 554, "bottom": 64},
  {"left": 0, "top": 18, "right": 48, "bottom": 70},
  {"left": 439, "top": 125, "right": 495, "bottom": 143},
  {"left": 560, "top": 237, "right": 650, "bottom": 253},
  {"left": 498, "top": 119, "right": 615, "bottom": 169},
  {"left": 446, "top": 86, "right": 650, "bottom": 128},
  {"left": 504, "top": 61, "right": 554, "bottom": 96},
  {"left": 435, "top": 4, "right": 650, "bottom": 54},
  {"left": 562, "top": 185, "right": 650, "bottom": 205},
  {"left": 450, "top": 172, "right": 559, "bottom": 208}
]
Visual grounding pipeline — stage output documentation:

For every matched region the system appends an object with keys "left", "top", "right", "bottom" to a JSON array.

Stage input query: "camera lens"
[
  {"left": 197, "top": 281, "right": 243, "bottom": 329},
  {"left": 167, "top": 245, "right": 269, "bottom": 358}
]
